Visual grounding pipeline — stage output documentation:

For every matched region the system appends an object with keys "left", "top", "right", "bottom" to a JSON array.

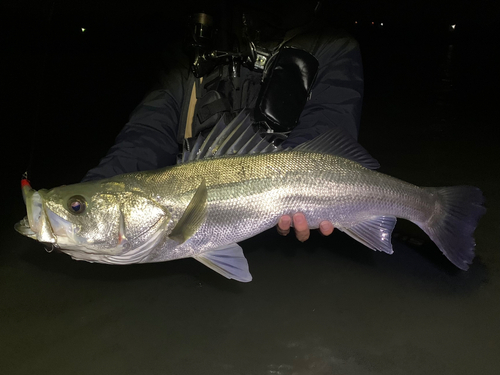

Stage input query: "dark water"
[{"left": 2, "top": 4, "right": 500, "bottom": 375}]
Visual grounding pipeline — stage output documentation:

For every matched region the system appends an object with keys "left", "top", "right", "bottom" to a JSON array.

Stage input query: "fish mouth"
[
  {"left": 15, "top": 188, "right": 58, "bottom": 245},
  {"left": 15, "top": 186, "right": 87, "bottom": 250},
  {"left": 14, "top": 217, "right": 63, "bottom": 255},
  {"left": 14, "top": 216, "right": 37, "bottom": 239},
  {"left": 16, "top": 194, "right": 109, "bottom": 260}
]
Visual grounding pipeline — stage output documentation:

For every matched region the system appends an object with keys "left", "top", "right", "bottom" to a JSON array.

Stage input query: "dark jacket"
[{"left": 83, "top": 26, "right": 363, "bottom": 182}]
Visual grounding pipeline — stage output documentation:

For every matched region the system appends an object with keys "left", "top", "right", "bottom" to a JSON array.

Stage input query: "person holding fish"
[
  {"left": 82, "top": 1, "right": 362, "bottom": 243},
  {"left": 16, "top": 1, "right": 484, "bottom": 280}
]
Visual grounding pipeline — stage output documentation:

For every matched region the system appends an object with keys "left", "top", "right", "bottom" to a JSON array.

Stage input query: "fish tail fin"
[{"left": 418, "top": 186, "right": 486, "bottom": 270}]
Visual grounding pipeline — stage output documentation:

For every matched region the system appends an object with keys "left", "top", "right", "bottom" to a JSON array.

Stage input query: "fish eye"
[{"left": 67, "top": 195, "right": 86, "bottom": 214}]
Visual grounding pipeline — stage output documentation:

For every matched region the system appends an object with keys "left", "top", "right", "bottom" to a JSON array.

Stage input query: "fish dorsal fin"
[
  {"left": 180, "top": 109, "right": 286, "bottom": 163},
  {"left": 213, "top": 111, "right": 253, "bottom": 156},
  {"left": 184, "top": 133, "right": 207, "bottom": 163},
  {"left": 205, "top": 110, "right": 249, "bottom": 157},
  {"left": 294, "top": 126, "right": 380, "bottom": 169},
  {"left": 193, "top": 117, "right": 227, "bottom": 160},
  {"left": 168, "top": 179, "right": 208, "bottom": 244},
  {"left": 194, "top": 243, "right": 252, "bottom": 282},
  {"left": 340, "top": 216, "right": 397, "bottom": 254},
  {"left": 237, "top": 131, "right": 265, "bottom": 155}
]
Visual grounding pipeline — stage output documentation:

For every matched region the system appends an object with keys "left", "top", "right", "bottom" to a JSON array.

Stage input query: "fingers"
[
  {"left": 276, "top": 214, "right": 310, "bottom": 242},
  {"left": 277, "top": 215, "right": 292, "bottom": 236},
  {"left": 292, "top": 213, "right": 310, "bottom": 242},
  {"left": 277, "top": 214, "right": 334, "bottom": 241},
  {"left": 319, "top": 221, "right": 335, "bottom": 236}
]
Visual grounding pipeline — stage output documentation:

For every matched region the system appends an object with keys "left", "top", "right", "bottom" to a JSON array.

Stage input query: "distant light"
[
  {"left": 81, "top": 28, "right": 86, "bottom": 33},
  {"left": 451, "top": 24, "right": 456, "bottom": 29},
  {"left": 371, "top": 21, "right": 375, "bottom": 25},
  {"left": 380, "top": 22, "right": 384, "bottom": 26},
  {"left": 355, "top": 21, "right": 358, "bottom": 24}
]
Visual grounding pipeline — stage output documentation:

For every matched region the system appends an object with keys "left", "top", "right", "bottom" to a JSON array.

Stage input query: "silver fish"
[{"left": 15, "top": 122, "right": 485, "bottom": 282}]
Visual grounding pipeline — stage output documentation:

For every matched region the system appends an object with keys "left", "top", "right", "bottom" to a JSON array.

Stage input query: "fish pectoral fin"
[
  {"left": 340, "top": 216, "right": 397, "bottom": 254},
  {"left": 168, "top": 178, "right": 208, "bottom": 244},
  {"left": 194, "top": 243, "right": 252, "bottom": 282}
]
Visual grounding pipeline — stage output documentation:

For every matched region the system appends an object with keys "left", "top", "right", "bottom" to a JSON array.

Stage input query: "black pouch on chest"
[{"left": 254, "top": 47, "right": 319, "bottom": 132}]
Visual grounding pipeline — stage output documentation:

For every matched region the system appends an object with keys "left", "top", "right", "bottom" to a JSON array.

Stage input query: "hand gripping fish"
[{"left": 15, "top": 112, "right": 486, "bottom": 282}]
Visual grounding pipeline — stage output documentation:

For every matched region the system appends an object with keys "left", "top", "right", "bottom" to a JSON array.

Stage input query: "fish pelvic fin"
[
  {"left": 194, "top": 243, "right": 252, "bottom": 282},
  {"left": 168, "top": 178, "right": 208, "bottom": 244},
  {"left": 340, "top": 216, "right": 397, "bottom": 254},
  {"left": 418, "top": 186, "right": 486, "bottom": 270}
]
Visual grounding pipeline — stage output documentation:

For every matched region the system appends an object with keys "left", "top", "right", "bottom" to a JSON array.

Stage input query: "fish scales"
[
  {"left": 110, "top": 151, "right": 436, "bottom": 263},
  {"left": 15, "top": 127, "right": 485, "bottom": 281}
]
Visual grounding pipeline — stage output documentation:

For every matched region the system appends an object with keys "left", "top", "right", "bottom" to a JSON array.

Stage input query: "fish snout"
[
  {"left": 17, "top": 182, "right": 58, "bottom": 244},
  {"left": 14, "top": 216, "right": 37, "bottom": 239}
]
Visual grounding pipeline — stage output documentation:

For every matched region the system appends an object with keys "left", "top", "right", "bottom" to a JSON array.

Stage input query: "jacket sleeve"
[
  {"left": 82, "top": 67, "right": 186, "bottom": 182},
  {"left": 282, "top": 31, "right": 364, "bottom": 148}
]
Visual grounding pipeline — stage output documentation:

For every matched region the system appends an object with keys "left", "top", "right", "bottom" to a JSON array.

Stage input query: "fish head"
[{"left": 15, "top": 180, "right": 170, "bottom": 263}]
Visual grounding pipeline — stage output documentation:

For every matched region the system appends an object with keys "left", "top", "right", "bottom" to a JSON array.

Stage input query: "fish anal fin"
[
  {"left": 341, "top": 216, "right": 397, "bottom": 254},
  {"left": 194, "top": 243, "right": 252, "bottom": 282},
  {"left": 168, "top": 179, "right": 207, "bottom": 244}
]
